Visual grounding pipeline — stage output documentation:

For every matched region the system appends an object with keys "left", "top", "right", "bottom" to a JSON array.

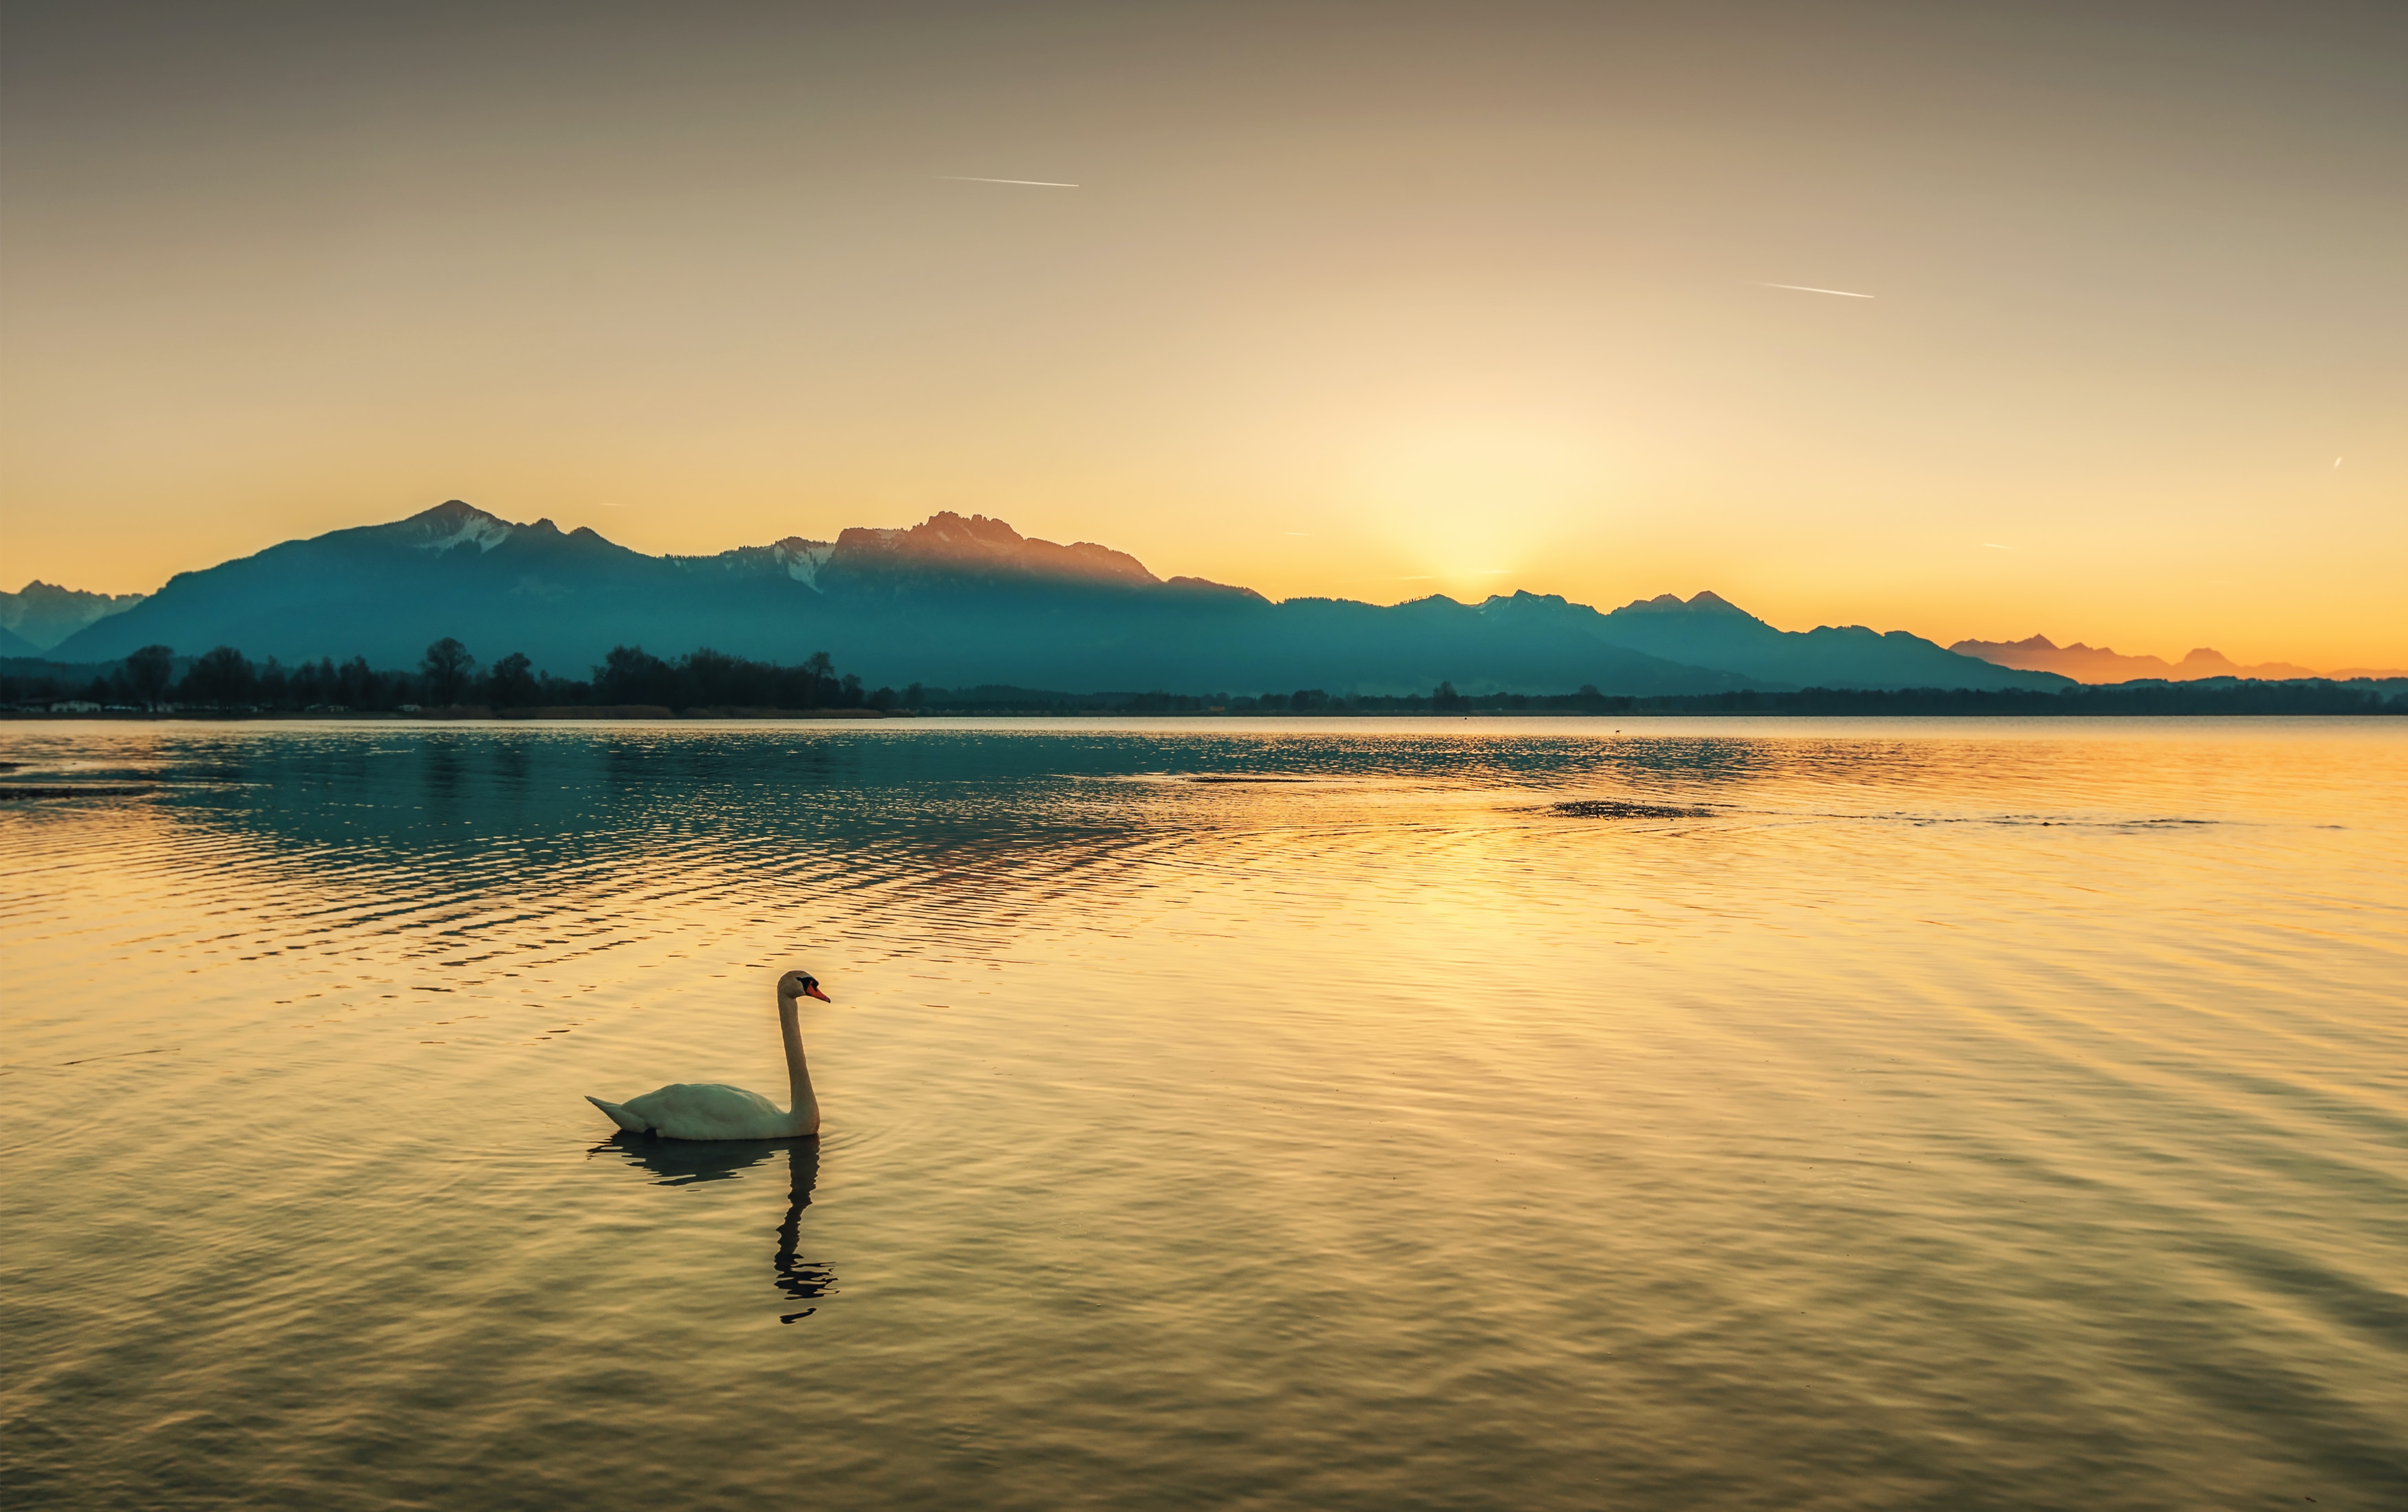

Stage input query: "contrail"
[
  {"left": 1761, "top": 282, "right": 1875, "bottom": 299},
  {"left": 938, "top": 175, "right": 1080, "bottom": 187}
]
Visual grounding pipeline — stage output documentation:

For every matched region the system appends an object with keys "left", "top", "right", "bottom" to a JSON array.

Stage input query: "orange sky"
[{"left": 3, "top": 1, "right": 2401, "bottom": 669}]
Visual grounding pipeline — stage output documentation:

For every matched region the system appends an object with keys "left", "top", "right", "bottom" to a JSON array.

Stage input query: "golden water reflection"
[
  {"left": 593, "top": 1136, "right": 834, "bottom": 1324},
  {"left": 1, "top": 719, "right": 2402, "bottom": 1511}
]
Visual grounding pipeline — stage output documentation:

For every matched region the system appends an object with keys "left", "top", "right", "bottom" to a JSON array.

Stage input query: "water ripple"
[{"left": 1, "top": 718, "right": 2402, "bottom": 1511}]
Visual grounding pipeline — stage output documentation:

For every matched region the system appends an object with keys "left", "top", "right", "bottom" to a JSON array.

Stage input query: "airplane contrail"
[
  {"left": 938, "top": 175, "right": 1080, "bottom": 187},
  {"left": 1761, "top": 282, "right": 1875, "bottom": 299}
]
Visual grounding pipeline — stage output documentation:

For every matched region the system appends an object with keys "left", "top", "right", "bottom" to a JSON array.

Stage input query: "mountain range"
[
  {"left": 39, "top": 500, "right": 2076, "bottom": 696},
  {"left": 0, "top": 581, "right": 147, "bottom": 654},
  {"left": 1950, "top": 634, "right": 2402, "bottom": 684}
]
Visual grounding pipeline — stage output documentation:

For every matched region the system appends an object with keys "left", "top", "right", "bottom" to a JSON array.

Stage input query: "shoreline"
[{"left": 3, "top": 707, "right": 2401, "bottom": 723}]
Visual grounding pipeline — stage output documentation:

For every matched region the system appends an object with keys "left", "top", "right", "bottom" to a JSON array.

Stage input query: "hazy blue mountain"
[
  {"left": 1584, "top": 591, "right": 2061, "bottom": 691},
  {"left": 1950, "top": 633, "right": 2332, "bottom": 683},
  {"left": 0, "top": 622, "right": 41, "bottom": 657},
  {"left": 56, "top": 502, "right": 817, "bottom": 675},
  {"left": 0, "top": 580, "right": 148, "bottom": 651},
  {"left": 56, "top": 501, "right": 2065, "bottom": 695}
]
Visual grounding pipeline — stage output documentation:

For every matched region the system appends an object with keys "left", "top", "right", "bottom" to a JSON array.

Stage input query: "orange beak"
[{"left": 804, "top": 984, "right": 831, "bottom": 1002}]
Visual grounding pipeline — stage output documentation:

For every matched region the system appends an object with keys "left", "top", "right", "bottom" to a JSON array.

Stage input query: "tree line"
[
  {"left": 0, "top": 640, "right": 916, "bottom": 714},
  {"left": 5, "top": 645, "right": 2399, "bottom": 716},
  {"left": 808, "top": 680, "right": 2405, "bottom": 716}
]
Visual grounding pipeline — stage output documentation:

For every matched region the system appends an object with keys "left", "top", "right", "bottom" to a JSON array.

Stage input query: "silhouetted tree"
[
  {"left": 596, "top": 645, "right": 673, "bottom": 706},
  {"left": 124, "top": 644, "right": 175, "bottom": 711},
  {"left": 338, "top": 656, "right": 378, "bottom": 710},
  {"left": 422, "top": 638, "right": 476, "bottom": 704},
  {"left": 289, "top": 656, "right": 341, "bottom": 708},
  {"left": 682, "top": 647, "right": 744, "bottom": 708},
  {"left": 1433, "top": 680, "right": 1470, "bottom": 713},
  {"left": 181, "top": 646, "right": 257, "bottom": 709},
  {"left": 802, "top": 651, "right": 834, "bottom": 709},
  {"left": 535, "top": 670, "right": 591, "bottom": 705},
  {"left": 485, "top": 651, "right": 539, "bottom": 709}
]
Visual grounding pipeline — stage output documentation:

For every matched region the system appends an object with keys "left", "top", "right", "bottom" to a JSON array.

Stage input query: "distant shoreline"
[
  {"left": 6, "top": 706, "right": 2402, "bottom": 724},
  {"left": 0, "top": 704, "right": 911, "bottom": 722},
  {"left": 8, "top": 671, "right": 2407, "bottom": 722}
]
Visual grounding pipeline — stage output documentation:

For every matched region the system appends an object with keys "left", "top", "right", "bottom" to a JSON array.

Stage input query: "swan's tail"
[{"left": 585, "top": 1095, "right": 647, "bottom": 1134}]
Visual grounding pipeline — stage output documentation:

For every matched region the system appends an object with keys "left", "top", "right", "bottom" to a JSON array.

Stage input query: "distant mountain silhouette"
[
  {"left": 824, "top": 511, "right": 1170, "bottom": 590},
  {"left": 0, "top": 580, "right": 147, "bottom": 651},
  {"left": 1578, "top": 590, "right": 2061, "bottom": 690},
  {"left": 1947, "top": 633, "right": 2369, "bottom": 683},
  {"left": 54, "top": 501, "right": 2068, "bottom": 695}
]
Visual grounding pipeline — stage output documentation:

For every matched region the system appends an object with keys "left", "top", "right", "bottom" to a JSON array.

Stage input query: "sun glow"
[{"left": 1346, "top": 419, "right": 1609, "bottom": 600}]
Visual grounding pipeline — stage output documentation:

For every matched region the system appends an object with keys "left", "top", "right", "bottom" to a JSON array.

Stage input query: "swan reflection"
[{"left": 592, "top": 1134, "right": 835, "bottom": 1323}]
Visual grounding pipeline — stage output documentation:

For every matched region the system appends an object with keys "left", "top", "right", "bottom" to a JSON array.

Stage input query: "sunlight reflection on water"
[{"left": 2, "top": 718, "right": 2402, "bottom": 1510}]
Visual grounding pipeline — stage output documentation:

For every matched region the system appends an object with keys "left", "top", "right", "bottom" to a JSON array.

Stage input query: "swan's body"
[
  {"left": 587, "top": 1082, "right": 808, "bottom": 1141},
  {"left": 588, "top": 970, "right": 829, "bottom": 1141}
]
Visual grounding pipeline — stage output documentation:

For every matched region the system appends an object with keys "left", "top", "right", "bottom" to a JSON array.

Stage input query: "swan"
[{"left": 586, "top": 969, "right": 832, "bottom": 1141}]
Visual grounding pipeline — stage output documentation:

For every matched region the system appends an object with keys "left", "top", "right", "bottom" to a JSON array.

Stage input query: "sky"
[{"left": 3, "top": 0, "right": 2402, "bottom": 669}]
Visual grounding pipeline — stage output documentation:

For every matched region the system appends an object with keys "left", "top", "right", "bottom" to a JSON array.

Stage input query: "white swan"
[{"left": 587, "top": 969, "right": 832, "bottom": 1141}]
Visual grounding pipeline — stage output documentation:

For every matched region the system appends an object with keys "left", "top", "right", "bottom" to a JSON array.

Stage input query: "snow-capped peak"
[
  {"left": 767, "top": 537, "right": 836, "bottom": 588},
  {"left": 398, "top": 500, "right": 514, "bottom": 554}
]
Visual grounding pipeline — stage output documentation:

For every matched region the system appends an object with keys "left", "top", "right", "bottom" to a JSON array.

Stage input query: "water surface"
[{"left": 3, "top": 718, "right": 2402, "bottom": 1509}]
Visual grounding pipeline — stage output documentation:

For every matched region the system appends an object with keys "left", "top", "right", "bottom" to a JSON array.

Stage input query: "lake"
[{"left": 2, "top": 717, "right": 2402, "bottom": 1510}]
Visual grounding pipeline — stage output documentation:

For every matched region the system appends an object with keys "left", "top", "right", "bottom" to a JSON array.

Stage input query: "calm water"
[{"left": 2, "top": 718, "right": 2402, "bottom": 1510}]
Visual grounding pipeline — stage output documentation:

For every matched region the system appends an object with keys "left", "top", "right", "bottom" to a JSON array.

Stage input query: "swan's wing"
[{"left": 619, "top": 1083, "right": 791, "bottom": 1140}]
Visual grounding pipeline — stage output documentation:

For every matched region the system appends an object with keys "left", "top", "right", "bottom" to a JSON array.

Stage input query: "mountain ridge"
[
  {"left": 1, "top": 579, "right": 149, "bottom": 651},
  {"left": 1951, "top": 632, "right": 2397, "bottom": 684},
  {"left": 50, "top": 501, "right": 2069, "bottom": 696}
]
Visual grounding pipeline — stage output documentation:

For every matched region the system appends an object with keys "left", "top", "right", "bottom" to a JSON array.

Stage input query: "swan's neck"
[{"left": 777, "top": 997, "right": 818, "bottom": 1123}]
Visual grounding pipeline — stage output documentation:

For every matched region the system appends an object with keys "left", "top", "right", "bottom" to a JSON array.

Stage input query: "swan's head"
[{"left": 778, "top": 969, "right": 831, "bottom": 1003}]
